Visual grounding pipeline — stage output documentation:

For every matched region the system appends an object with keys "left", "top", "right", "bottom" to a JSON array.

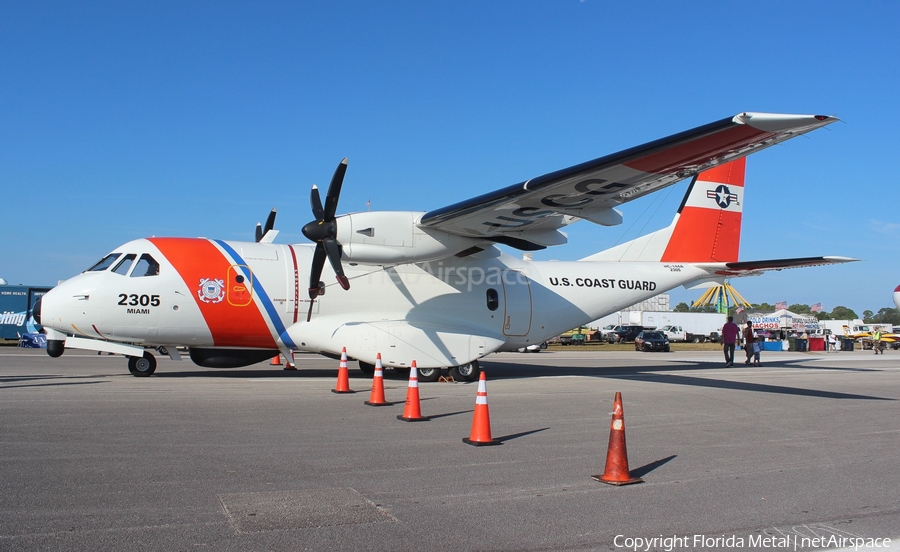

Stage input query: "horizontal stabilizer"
[{"left": 698, "top": 256, "right": 857, "bottom": 277}]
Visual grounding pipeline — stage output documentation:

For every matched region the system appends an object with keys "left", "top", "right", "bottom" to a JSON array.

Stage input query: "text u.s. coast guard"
[{"left": 548, "top": 277, "right": 657, "bottom": 291}]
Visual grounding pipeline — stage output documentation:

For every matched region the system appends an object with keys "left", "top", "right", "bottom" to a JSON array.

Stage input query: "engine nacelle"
[{"left": 335, "top": 211, "right": 481, "bottom": 264}]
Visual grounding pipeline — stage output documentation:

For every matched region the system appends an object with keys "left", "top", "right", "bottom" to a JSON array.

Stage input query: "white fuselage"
[{"left": 39, "top": 236, "right": 708, "bottom": 368}]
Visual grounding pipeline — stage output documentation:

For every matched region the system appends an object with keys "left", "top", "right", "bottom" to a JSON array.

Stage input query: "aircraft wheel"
[
  {"left": 358, "top": 360, "right": 375, "bottom": 377},
  {"left": 417, "top": 367, "right": 441, "bottom": 382},
  {"left": 47, "top": 339, "right": 65, "bottom": 358},
  {"left": 449, "top": 360, "right": 480, "bottom": 382},
  {"left": 128, "top": 352, "right": 157, "bottom": 377}
]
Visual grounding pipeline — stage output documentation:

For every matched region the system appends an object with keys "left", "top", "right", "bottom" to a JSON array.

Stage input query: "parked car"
[
  {"left": 606, "top": 325, "right": 645, "bottom": 343},
  {"left": 634, "top": 330, "right": 670, "bottom": 352}
]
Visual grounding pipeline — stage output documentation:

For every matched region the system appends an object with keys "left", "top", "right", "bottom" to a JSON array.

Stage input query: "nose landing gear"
[
  {"left": 127, "top": 351, "right": 157, "bottom": 377},
  {"left": 47, "top": 340, "right": 65, "bottom": 358}
]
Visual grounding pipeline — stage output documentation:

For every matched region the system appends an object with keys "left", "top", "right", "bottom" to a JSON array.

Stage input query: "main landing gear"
[
  {"left": 357, "top": 360, "right": 481, "bottom": 382},
  {"left": 449, "top": 361, "right": 480, "bottom": 382}
]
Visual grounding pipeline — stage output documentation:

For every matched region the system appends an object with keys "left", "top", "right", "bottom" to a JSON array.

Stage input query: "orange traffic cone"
[
  {"left": 364, "top": 353, "right": 393, "bottom": 406},
  {"left": 592, "top": 392, "right": 642, "bottom": 485},
  {"left": 463, "top": 371, "right": 500, "bottom": 446},
  {"left": 332, "top": 348, "right": 355, "bottom": 394},
  {"left": 397, "top": 361, "right": 429, "bottom": 422},
  {"left": 270, "top": 354, "right": 282, "bottom": 366}
]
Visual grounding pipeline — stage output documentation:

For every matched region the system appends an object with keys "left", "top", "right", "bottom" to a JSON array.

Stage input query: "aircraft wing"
[
  {"left": 419, "top": 113, "right": 837, "bottom": 250},
  {"left": 698, "top": 256, "right": 858, "bottom": 277}
]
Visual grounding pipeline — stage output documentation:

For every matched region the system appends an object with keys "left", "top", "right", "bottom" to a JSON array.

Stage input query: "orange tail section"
[{"left": 660, "top": 157, "right": 745, "bottom": 263}]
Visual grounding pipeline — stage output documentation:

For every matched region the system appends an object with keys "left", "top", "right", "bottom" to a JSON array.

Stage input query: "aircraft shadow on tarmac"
[
  {"left": 120, "top": 354, "right": 896, "bottom": 401},
  {"left": 152, "top": 367, "right": 365, "bottom": 379},
  {"left": 478, "top": 358, "right": 896, "bottom": 402}
]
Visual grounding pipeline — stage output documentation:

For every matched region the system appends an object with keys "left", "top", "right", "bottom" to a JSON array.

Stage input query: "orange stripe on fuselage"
[{"left": 148, "top": 237, "right": 277, "bottom": 348}]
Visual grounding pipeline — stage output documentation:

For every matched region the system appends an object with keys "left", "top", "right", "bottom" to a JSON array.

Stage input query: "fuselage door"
[
  {"left": 227, "top": 265, "right": 253, "bottom": 307},
  {"left": 501, "top": 270, "right": 532, "bottom": 336}
]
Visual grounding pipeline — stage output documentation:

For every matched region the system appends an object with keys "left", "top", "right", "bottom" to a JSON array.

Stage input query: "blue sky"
[{"left": 2, "top": 1, "right": 898, "bottom": 316}]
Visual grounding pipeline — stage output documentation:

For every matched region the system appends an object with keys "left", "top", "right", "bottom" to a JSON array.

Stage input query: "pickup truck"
[
  {"left": 659, "top": 325, "right": 713, "bottom": 343},
  {"left": 597, "top": 324, "right": 618, "bottom": 340}
]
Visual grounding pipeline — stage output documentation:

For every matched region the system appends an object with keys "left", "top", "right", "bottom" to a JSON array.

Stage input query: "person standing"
[
  {"left": 722, "top": 316, "right": 740, "bottom": 367},
  {"left": 743, "top": 321, "right": 755, "bottom": 365},
  {"left": 873, "top": 327, "right": 883, "bottom": 354}
]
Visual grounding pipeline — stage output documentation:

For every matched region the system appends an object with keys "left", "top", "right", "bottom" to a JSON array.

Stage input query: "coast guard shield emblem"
[{"left": 198, "top": 278, "right": 226, "bottom": 304}]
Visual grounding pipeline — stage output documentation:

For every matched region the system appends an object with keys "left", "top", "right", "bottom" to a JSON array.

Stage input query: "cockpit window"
[
  {"left": 112, "top": 254, "right": 137, "bottom": 276},
  {"left": 86, "top": 254, "right": 121, "bottom": 272},
  {"left": 131, "top": 254, "right": 160, "bottom": 277}
]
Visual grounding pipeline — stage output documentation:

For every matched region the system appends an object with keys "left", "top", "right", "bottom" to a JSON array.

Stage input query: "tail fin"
[
  {"left": 582, "top": 158, "right": 745, "bottom": 262},
  {"left": 660, "top": 156, "right": 744, "bottom": 262}
]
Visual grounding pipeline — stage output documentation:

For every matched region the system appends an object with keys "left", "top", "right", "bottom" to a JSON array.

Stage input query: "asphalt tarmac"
[{"left": 1, "top": 347, "right": 898, "bottom": 551}]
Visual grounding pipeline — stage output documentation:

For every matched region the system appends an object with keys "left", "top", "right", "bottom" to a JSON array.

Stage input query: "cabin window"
[
  {"left": 112, "top": 254, "right": 137, "bottom": 276},
  {"left": 486, "top": 288, "right": 499, "bottom": 311},
  {"left": 131, "top": 254, "right": 160, "bottom": 277},
  {"left": 85, "top": 253, "right": 121, "bottom": 272}
]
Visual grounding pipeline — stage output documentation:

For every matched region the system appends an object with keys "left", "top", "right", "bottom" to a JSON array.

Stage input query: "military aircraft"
[{"left": 35, "top": 112, "right": 854, "bottom": 381}]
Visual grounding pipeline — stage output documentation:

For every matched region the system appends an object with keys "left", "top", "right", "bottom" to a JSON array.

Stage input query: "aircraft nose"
[{"left": 33, "top": 296, "right": 42, "bottom": 325}]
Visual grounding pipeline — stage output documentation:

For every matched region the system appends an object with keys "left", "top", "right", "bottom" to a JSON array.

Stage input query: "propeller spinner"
[{"left": 302, "top": 158, "right": 350, "bottom": 321}]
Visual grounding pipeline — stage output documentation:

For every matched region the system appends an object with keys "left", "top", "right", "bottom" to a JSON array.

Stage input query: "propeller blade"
[
  {"left": 254, "top": 223, "right": 263, "bottom": 243},
  {"left": 308, "top": 243, "right": 326, "bottom": 299},
  {"left": 263, "top": 208, "right": 277, "bottom": 235},
  {"left": 310, "top": 185, "right": 324, "bottom": 222},
  {"left": 323, "top": 158, "right": 347, "bottom": 221},
  {"left": 303, "top": 158, "right": 351, "bottom": 319},
  {"left": 322, "top": 238, "right": 350, "bottom": 290}
]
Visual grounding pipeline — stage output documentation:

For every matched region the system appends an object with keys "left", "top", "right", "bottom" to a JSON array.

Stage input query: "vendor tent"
[{"left": 750, "top": 309, "right": 819, "bottom": 331}]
